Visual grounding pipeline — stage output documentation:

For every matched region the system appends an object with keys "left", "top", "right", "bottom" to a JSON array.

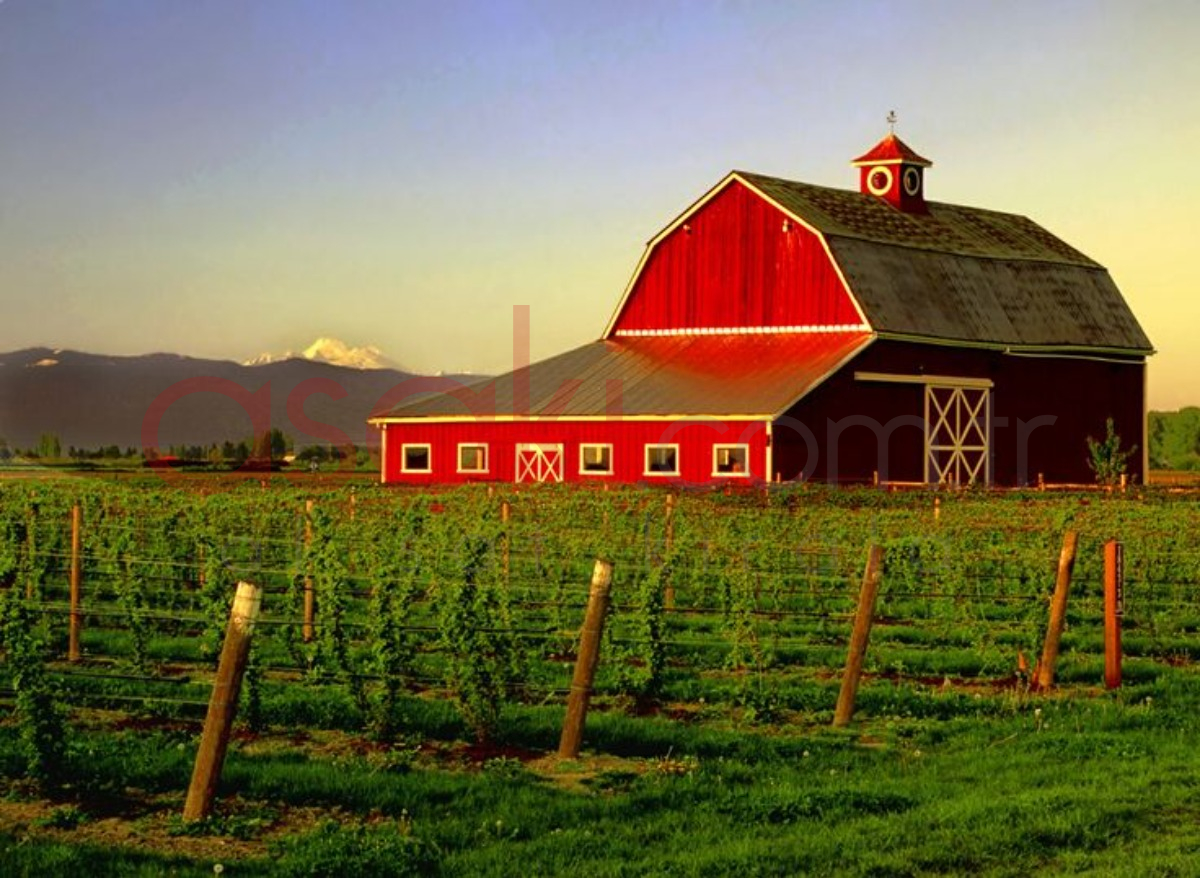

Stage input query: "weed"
[{"left": 33, "top": 804, "right": 88, "bottom": 830}]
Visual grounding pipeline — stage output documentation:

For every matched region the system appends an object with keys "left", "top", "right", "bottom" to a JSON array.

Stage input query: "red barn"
[{"left": 370, "top": 133, "right": 1152, "bottom": 487}]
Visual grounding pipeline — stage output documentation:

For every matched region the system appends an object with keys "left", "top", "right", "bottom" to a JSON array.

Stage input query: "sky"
[{"left": 1, "top": 0, "right": 1198, "bottom": 408}]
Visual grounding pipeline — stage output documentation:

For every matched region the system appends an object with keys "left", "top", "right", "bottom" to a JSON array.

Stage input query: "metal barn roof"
[
  {"left": 372, "top": 331, "right": 872, "bottom": 421},
  {"left": 738, "top": 172, "right": 1152, "bottom": 352}
]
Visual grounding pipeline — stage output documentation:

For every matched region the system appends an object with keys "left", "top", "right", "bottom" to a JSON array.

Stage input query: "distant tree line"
[
  {"left": 1, "top": 429, "right": 374, "bottom": 470},
  {"left": 0, "top": 433, "right": 75, "bottom": 461}
]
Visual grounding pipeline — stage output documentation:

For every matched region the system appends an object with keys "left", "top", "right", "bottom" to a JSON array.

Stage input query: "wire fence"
[{"left": 2, "top": 483, "right": 1200, "bottom": 728}]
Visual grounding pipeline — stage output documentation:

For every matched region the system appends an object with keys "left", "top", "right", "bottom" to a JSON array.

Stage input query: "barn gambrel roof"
[{"left": 734, "top": 172, "right": 1152, "bottom": 353}]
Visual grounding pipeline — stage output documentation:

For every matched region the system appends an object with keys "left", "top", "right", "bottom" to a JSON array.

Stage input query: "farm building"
[{"left": 370, "top": 132, "right": 1152, "bottom": 487}]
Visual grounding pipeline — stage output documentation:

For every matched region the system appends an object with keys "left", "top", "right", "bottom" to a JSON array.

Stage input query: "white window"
[
  {"left": 713, "top": 444, "right": 749, "bottom": 477},
  {"left": 457, "top": 443, "right": 488, "bottom": 473},
  {"left": 401, "top": 443, "right": 432, "bottom": 473},
  {"left": 579, "top": 443, "right": 613, "bottom": 475},
  {"left": 644, "top": 444, "right": 679, "bottom": 476}
]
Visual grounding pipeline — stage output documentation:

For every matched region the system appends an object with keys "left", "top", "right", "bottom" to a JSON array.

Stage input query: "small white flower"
[{"left": 213, "top": 866, "right": 225, "bottom": 876}]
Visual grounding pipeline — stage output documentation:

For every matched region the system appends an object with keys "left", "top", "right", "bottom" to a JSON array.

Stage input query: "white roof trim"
[
  {"left": 370, "top": 413, "right": 777, "bottom": 425},
  {"left": 614, "top": 324, "right": 868, "bottom": 337}
]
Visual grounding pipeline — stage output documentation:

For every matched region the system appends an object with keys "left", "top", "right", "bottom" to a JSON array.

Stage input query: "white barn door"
[
  {"left": 515, "top": 443, "right": 564, "bottom": 483},
  {"left": 925, "top": 385, "right": 991, "bottom": 486}
]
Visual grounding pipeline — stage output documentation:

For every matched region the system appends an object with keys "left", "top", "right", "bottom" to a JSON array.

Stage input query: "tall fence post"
[
  {"left": 1105, "top": 539, "right": 1123, "bottom": 689},
  {"left": 303, "top": 500, "right": 315, "bottom": 643},
  {"left": 183, "top": 581, "right": 263, "bottom": 821},
  {"left": 833, "top": 544, "right": 884, "bottom": 728},
  {"left": 1035, "top": 530, "right": 1079, "bottom": 690},
  {"left": 68, "top": 503, "right": 82, "bottom": 662},
  {"left": 558, "top": 558, "right": 614, "bottom": 759},
  {"left": 24, "top": 503, "right": 36, "bottom": 600},
  {"left": 501, "top": 500, "right": 511, "bottom": 582},
  {"left": 663, "top": 494, "right": 676, "bottom": 609}
]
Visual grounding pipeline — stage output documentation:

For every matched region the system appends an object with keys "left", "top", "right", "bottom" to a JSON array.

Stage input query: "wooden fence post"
[
  {"left": 558, "top": 558, "right": 614, "bottom": 759},
  {"left": 501, "top": 500, "right": 511, "bottom": 582},
  {"left": 25, "top": 503, "right": 36, "bottom": 600},
  {"left": 183, "top": 581, "right": 263, "bottom": 821},
  {"left": 1105, "top": 539, "right": 1123, "bottom": 689},
  {"left": 303, "top": 500, "right": 315, "bottom": 643},
  {"left": 663, "top": 494, "right": 676, "bottom": 609},
  {"left": 833, "top": 545, "right": 885, "bottom": 727},
  {"left": 1034, "top": 530, "right": 1079, "bottom": 690},
  {"left": 68, "top": 503, "right": 82, "bottom": 662}
]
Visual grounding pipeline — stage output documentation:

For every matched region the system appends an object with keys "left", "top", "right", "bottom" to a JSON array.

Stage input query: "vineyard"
[{"left": 3, "top": 477, "right": 1200, "bottom": 875}]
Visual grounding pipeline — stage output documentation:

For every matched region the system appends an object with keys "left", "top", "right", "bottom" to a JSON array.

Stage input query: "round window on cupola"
[
  {"left": 902, "top": 166, "right": 922, "bottom": 197},
  {"left": 867, "top": 167, "right": 893, "bottom": 196}
]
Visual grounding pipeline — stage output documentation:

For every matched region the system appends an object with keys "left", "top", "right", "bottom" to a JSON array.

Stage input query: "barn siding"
[
  {"left": 773, "top": 340, "right": 1146, "bottom": 486},
  {"left": 612, "top": 181, "right": 861, "bottom": 334},
  {"left": 382, "top": 419, "right": 769, "bottom": 486}
]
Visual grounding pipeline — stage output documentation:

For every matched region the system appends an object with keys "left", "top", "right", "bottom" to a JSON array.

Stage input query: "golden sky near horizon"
[{"left": 0, "top": 1, "right": 1197, "bottom": 408}]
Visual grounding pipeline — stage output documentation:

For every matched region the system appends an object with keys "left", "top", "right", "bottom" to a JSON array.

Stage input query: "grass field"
[{"left": 1, "top": 477, "right": 1199, "bottom": 875}]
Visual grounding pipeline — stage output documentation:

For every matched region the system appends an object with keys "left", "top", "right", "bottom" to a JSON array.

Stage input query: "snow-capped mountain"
[{"left": 244, "top": 337, "right": 398, "bottom": 370}]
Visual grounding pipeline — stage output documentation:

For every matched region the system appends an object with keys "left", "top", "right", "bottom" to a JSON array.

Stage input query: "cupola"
[{"left": 851, "top": 126, "right": 932, "bottom": 213}]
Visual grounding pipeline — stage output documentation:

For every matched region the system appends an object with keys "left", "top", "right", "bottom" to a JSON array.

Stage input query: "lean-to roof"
[{"left": 372, "top": 331, "right": 871, "bottom": 421}]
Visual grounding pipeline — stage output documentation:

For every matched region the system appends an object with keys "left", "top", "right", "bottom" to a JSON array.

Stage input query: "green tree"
[
  {"left": 36, "top": 434, "right": 61, "bottom": 460},
  {"left": 1146, "top": 408, "right": 1200, "bottom": 471},
  {"left": 1087, "top": 418, "right": 1137, "bottom": 485}
]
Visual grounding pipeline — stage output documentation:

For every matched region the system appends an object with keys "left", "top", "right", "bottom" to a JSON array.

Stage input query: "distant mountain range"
[{"left": 0, "top": 343, "right": 481, "bottom": 451}]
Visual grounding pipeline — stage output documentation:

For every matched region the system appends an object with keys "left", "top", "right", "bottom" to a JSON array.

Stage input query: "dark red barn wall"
[
  {"left": 382, "top": 419, "right": 768, "bottom": 486},
  {"left": 611, "top": 181, "right": 861, "bottom": 334},
  {"left": 772, "top": 341, "right": 1146, "bottom": 486}
]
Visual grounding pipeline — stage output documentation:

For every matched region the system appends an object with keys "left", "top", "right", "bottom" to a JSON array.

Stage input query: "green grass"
[{"left": 5, "top": 673, "right": 1200, "bottom": 875}]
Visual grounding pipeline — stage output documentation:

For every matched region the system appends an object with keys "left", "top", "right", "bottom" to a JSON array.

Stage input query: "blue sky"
[{"left": 1, "top": 1, "right": 1197, "bottom": 406}]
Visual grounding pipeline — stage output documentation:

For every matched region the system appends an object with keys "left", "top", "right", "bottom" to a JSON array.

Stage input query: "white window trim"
[
  {"left": 712, "top": 443, "right": 751, "bottom": 478},
  {"left": 579, "top": 443, "right": 614, "bottom": 476},
  {"left": 456, "top": 442, "right": 489, "bottom": 474},
  {"left": 643, "top": 443, "right": 680, "bottom": 477},
  {"left": 400, "top": 443, "right": 432, "bottom": 474}
]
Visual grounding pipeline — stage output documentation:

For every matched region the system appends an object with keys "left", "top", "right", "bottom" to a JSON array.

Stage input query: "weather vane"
[{"left": 887, "top": 110, "right": 897, "bottom": 134}]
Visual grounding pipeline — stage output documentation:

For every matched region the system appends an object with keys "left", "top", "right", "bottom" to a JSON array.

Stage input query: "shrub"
[{"left": 1086, "top": 417, "right": 1137, "bottom": 486}]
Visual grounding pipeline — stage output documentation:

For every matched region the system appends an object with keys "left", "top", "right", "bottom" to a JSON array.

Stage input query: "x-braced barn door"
[
  {"left": 515, "top": 443, "right": 564, "bottom": 484},
  {"left": 924, "top": 385, "right": 991, "bottom": 486}
]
